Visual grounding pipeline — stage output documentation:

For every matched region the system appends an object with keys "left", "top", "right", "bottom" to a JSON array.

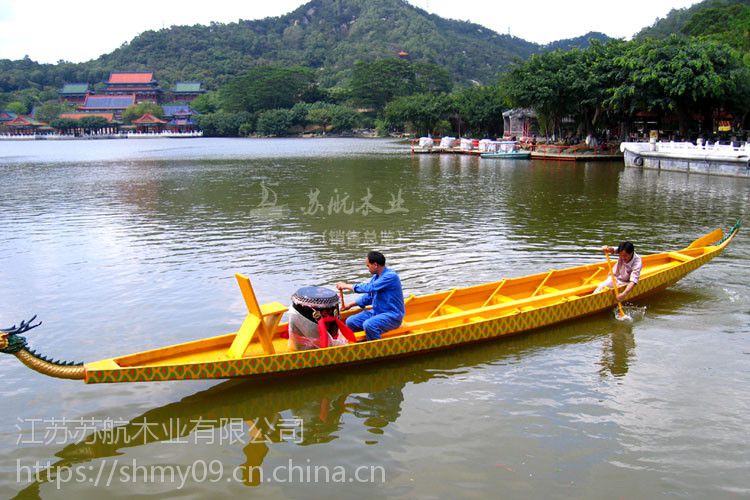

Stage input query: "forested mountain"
[
  {"left": 541, "top": 32, "right": 610, "bottom": 52},
  {"left": 0, "top": 0, "right": 607, "bottom": 94},
  {"left": 636, "top": 0, "right": 750, "bottom": 51}
]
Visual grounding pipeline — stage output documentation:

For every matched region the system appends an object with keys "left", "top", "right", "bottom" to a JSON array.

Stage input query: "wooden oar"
[
  {"left": 339, "top": 289, "right": 346, "bottom": 311},
  {"left": 603, "top": 248, "right": 626, "bottom": 319}
]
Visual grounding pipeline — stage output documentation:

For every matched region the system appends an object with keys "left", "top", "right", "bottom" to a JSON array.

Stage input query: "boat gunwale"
[{"left": 84, "top": 227, "right": 737, "bottom": 382}]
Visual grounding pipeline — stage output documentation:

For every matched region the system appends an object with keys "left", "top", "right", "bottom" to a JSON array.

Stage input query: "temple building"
[
  {"left": 502, "top": 109, "right": 539, "bottom": 140},
  {"left": 162, "top": 104, "right": 199, "bottom": 132},
  {"left": 132, "top": 113, "right": 167, "bottom": 133},
  {"left": 59, "top": 112, "right": 115, "bottom": 123},
  {"left": 58, "top": 83, "right": 91, "bottom": 104},
  {"left": 78, "top": 95, "right": 136, "bottom": 120},
  {"left": 0, "top": 111, "right": 18, "bottom": 125},
  {"left": 102, "top": 72, "right": 162, "bottom": 103},
  {"left": 171, "top": 82, "right": 204, "bottom": 102},
  {"left": 2, "top": 115, "right": 47, "bottom": 135}
]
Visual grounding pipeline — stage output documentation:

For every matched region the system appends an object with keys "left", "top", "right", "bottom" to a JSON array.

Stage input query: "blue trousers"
[{"left": 345, "top": 310, "right": 403, "bottom": 341}]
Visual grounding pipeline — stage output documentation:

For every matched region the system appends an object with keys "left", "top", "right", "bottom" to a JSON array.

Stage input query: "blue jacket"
[{"left": 353, "top": 267, "right": 405, "bottom": 318}]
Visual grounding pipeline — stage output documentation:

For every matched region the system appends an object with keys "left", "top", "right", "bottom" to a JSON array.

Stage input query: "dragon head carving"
[{"left": 0, "top": 316, "right": 40, "bottom": 354}]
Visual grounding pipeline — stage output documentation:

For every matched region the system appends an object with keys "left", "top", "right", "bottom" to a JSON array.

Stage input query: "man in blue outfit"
[{"left": 336, "top": 251, "right": 404, "bottom": 341}]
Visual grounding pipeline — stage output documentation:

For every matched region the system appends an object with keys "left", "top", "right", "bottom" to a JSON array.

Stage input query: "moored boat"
[
  {"left": 621, "top": 141, "right": 750, "bottom": 177},
  {"left": 530, "top": 143, "right": 623, "bottom": 161},
  {"left": 1, "top": 222, "right": 740, "bottom": 384},
  {"left": 480, "top": 141, "right": 531, "bottom": 159}
]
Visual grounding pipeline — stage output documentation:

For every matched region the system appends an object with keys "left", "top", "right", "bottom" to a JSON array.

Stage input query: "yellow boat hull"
[{"left": 82, "top": 226, "right": 738, "bottom": 383}]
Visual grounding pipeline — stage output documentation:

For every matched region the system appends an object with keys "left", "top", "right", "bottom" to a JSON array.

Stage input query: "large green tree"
[
  {"left": 122, "top": 102, "right": 164, "bottom": 124},
  {"left": 500, "top": 49, "right": 583, "bottom": 138},
  {"left": 606, "top": 36, "right": 749, "bottom": 135},
  {"left": 350, "top": 59, "right": 417, "bottom": 111},
  {"left": 383, "top": 93, "right": 452, "bottom": 136},
  {"left": 256, "top": 109, "right": 295, "bottom": 136},
  {"left": 34, "top": 100, "right": 76, "bottom": 124},
  {"left": 196, "top": 111, "right": 253, "bottom": 137},
  {"left": 451, "top": 85, "right": 505, "bottom": 137},
  {"left": 220, "top": 66, "right": 319, "bottom": 114}
]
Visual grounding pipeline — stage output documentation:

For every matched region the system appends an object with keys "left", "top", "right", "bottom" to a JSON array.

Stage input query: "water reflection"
[
  {"left": 12, "top": 323, "right": 608, "bottom": 497},
  {"left": 599, "top": 321, "right": 636, "bottom": 378}
]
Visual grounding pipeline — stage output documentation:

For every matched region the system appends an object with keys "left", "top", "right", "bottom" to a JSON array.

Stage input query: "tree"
[
  {"left": 122, "top": 102, "right": 164, "bottom": 124},
  {"left": 681, "top": 3, "right": 750, "bottom": 51},
  {"left": 190, "top": 91, "right": 220, "bottom": 114},
  {"left": 605, "top": 36, "right": 748, "bottom": 135},
  {"left": 384, "top": 93, "right": 452, "bottom": 136},
  {"left": 35, "top": 100, "right": 76, "bottom": 124},
  {"left": 500, "top": 40, "right": 632, "bottom": 138},
  {"left": 220, "top": 66, "right": 319, "bottom": 114},
  {"left": 413, "top": 62, "right": 453, "bottom": 95},
  {"left": 197, "top": 111, "right": 253, "bottom": 137},
  {"left": 256, "top": 109, "right": 294, "bottom": 136},
  {"left": 6, "top": 101, "right": 27, "bottom": 115},
  {"left": 451, "top": 85, "right": 505, "bottom": 137},
  {"left": 350, "top": 58, "right": 417, "bottom": 111},
  {"left": 300, "top": 102, "right": 360, "bottom": 133},
  {"left": 49, "top": 117, "right": 79, "bottom": 133},
  {"left": 500, "top": 50, "right": 579, "bottom": 139},
  {"left": 79, "top": 116, "right": 111, "bottom": 132}
]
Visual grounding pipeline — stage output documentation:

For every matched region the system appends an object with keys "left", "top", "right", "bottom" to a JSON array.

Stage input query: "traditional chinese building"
[
  {"left": 171, "top": 82, "right": 204, "bottom": 102},
  {"left": 103, "top": 72, "right": 162, "bottom": 103},
  {"left": 56, "top": 113, "right": 119, "bottom": 135},
  {"left": 0, "top": 111, "right": 18, "bottom": 125},
  {"left": 502, "top": 109, "right": 539, "bottom": 141},
  {"left": 78, "top": 95, "right": 136, "bottom": 120},
  {"left": 58, "top": 83, "right": 91, "bottom": 104},
  {"left": 2, "top": 116, "right": 47, "bottom": 135},
  {"left": 162, "top": 104, "right": 199, "bottom": 132},
  {"left": 132, "top": 113, "right": 167, "bottom": 133},
  {"left": 59, "top": 112, "right": 115, "bottom": 123}
]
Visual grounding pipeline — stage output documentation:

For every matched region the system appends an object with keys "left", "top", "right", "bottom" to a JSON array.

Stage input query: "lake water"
[{"left": 1, "top": 138, "right": 748, "bottom": 499}]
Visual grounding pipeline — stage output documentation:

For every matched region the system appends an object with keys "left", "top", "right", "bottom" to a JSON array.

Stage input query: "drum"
[{"left": 288, "top": 286, "right": 343, "bottom": 350}]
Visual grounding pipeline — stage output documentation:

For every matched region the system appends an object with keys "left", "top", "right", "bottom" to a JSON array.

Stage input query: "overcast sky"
[{"left": 0, "top": 0, "right": 701, "bottom": 64}]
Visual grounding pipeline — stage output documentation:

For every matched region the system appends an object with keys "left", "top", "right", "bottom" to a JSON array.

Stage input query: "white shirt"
[{"left": 614, "top": 252, "right": 642, "bottom": 284}]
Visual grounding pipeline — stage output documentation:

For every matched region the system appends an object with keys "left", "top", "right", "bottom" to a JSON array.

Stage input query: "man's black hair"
[
  {"left": 617, "top": 241, "right": 635, "bottom": 254},
  {"left": 367, "top": 251, "right": 386, "bottom": 266}
]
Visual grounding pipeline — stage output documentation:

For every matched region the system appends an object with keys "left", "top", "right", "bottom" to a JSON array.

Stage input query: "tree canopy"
[
  {"left": 220, "top": 66, "right": 320, "bottom": 114},
  {"left": 122, "top": 102, "right": 164, "bottom": 124}
]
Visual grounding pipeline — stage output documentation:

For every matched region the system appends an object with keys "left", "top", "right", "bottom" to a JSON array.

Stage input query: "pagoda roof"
[
  {"left": 132, "top": 113, "right": 167, "bottom": 124},
  {"left": 103, "top": 86, "right": 161, "bottom": 92},
  {"left": 81, "top": 95, "right": 136, "bottom": 110},
  {"left": 60, "top": 113, "right": 115, "bottom": 122},
  {"left": 108, "top": 72, "right": 155, "bottom": 84},
  {"left": 0, "top": 111, "right": 18, "bottom": 122},
  {"left": 60, "top": 83, "right": 90, "bottom": 94},
  {"left": 173, "top": 82, "right": 202, "bottom": 93},
  {"left": 167, "top": 118, "right": 197, "bottom": 126},
  {"left": 162, "top": 104, "right": 196, "bottom": 116},
  {"left": 6, "top": 116, "right": 45, "bottom": 127}
]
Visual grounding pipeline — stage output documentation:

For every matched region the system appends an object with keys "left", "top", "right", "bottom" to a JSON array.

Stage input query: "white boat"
[{"left": 621, "top": 141, "right": 749, "bottom": 177}]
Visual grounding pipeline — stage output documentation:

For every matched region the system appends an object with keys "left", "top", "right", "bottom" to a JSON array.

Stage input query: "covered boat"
[
  {"left": 0, "top": 222, "right": 739, "bottom": 384},
  {"left": 480, "top": 141, "right": 531, "bottom": 159}
]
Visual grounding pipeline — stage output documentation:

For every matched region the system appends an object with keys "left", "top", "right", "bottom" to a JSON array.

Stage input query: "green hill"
[
  {"left": 636, "top": 0, "right": 750, "bottom": 51},
  {"left": 95, "top": 0, "right": 541, "bottom": 88},
  {"left": 541, "top": 32, "right": 610, "bottom": 52},
  {"left": 0, "top": 0, "right": 610, "bottom": 95}
]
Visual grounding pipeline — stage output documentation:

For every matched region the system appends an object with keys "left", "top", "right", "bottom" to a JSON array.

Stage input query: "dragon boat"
[{"left": 0, "top": 222, "right": 740, "bottom": 384}]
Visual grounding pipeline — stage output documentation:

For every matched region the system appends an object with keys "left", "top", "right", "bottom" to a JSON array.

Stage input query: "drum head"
[{"left": 291, "top": 286, "right": 339, "bottom": 309}]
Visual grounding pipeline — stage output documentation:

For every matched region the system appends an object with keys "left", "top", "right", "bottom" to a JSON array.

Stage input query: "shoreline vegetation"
[{"left": 1, "top": 1, "right": 748, "bottom": 145}]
